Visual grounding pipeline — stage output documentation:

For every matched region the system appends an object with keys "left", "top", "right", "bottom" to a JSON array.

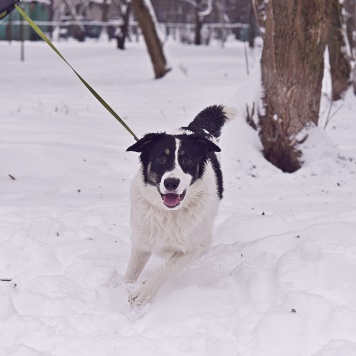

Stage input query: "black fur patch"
[
  {"left": 175, "top": 134, "right": 221, "bottom": 193},
  {"left": 185, "top": 105, "right": 227, "bottom": 139},
  {"left": 180, "top": 134, "right": 223, "bottom": 198},
  {"left": 208, "top": 152, "right": 223, "bottom": 199},
  {"left": 127, "top": 133, "right": 176, "bottom": 186}
]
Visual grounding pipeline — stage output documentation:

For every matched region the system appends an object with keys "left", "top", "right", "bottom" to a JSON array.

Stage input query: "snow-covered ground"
[{"left": 1, "top": 38, "right": 356, "bottom": 356}]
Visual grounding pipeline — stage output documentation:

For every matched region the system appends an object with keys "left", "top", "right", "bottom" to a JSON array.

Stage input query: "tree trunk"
[
  {"left": 117, "top": 2, "right": 132, "bottom": 50},
  {"left": 259, "top": 0, "right": 330, "bottom": 173},
  {"left": 248, "top": 0, "right": 256, "bottom": 48},
  {"left": 192, "top": 0, "right": 212, "bottom": 45},
  {"left": 100, "top": 0, "right": 110, "bottom": 40},
  {"left": 328, "top": 0, "right": 351, "bottom": 101},
  {"left": 344, "top": 0, "right": 355, "bottom": 60},
  {"left": 194, "top": 11, "right": 203, "bottom": 45},
  {"left": 132, "top": 0, "right": 170, "bottom": 79}
]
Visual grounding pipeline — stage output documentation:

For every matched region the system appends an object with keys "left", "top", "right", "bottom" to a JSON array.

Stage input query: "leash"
[{"left": 14, "top": 4, "right": 139, "bottom": 142}]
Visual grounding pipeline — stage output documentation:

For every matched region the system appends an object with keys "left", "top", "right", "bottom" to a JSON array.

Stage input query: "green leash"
[{"left": 15, "top": 4, "right": 139, "bottom": 142}]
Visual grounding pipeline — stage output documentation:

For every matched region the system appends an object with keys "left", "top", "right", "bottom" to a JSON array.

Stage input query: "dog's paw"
[
  {"left": 128, "top": 282, "right": 157, "bottom": 309},
  {"left": 128, "top": 301, "right": 152, "bottom": 321}
]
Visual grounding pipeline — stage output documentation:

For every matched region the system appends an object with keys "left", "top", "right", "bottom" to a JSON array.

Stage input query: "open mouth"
[{"left": 161, "top": 190, "right": 186, "bottom": 208}]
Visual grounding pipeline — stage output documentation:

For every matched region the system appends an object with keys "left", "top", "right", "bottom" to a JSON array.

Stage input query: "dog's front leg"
[
  {"left": 124, "top": 247, "right": 151, "bottom": 283},
  {"left": 129, "top": 250, "right": 201, "bottom": 308}
]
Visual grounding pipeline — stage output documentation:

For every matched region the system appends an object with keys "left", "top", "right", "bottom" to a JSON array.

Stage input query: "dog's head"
[{"left": 127, "top": 132, "right": 220, "bottom": 210}]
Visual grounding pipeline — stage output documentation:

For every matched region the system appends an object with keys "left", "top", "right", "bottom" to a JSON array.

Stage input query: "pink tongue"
[{"left": 163, "top": 193, "right": 180, "bottom": 207}]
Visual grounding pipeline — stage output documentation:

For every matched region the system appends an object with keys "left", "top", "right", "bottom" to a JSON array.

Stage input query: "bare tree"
[
  {"left": 180, "top": 0, "right": 212, "bottom": 45},
  {"left": 62, "top": 0, "right": 86, "bottom": 41},
  {"left": 247, "top": 0, "right": 256, "bottom": 48},
  {"left": 100, "top": 0, "right": 110, "bottom": 39},
  {"left": 344, "top": 0, "right": 356, "bottom": 59},
  {"left": 258, "top": 0, "right": 330, "bottom": 172},
  {"left": 328, "top": 0, "right": 351, "bottom": 101},
  {"left": 132, "top": 0, "right": 170, "bottom": 78},
  {"left": 343, "top": 0, "right": 356, "bottom": 95},
  {"left": 116, "top": 0, "right": 132, "bottom": 49}
]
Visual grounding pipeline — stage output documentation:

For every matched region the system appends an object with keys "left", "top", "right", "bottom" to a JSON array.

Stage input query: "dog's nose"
[{"left": 164, "top": 178, "right": 180, "bottom": 191}]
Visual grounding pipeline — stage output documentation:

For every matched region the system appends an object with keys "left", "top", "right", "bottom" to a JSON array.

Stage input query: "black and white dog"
[{"left": 124, "top": 105, "right": 235, "bottom": 308}]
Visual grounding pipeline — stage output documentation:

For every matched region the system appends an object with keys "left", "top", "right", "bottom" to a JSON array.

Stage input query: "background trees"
[
  {"left": 3, "top": 0, "right": 355, "bottom": 170},
  {"left": 132, "top": 0, "right": 170, "bottom": 78},
  {"left": 116, "top": 0, "right": 131, "bottom": 49},
  {"left": 328, "top": 0, "right": 351, "bottom": 101},
  {"left": 255, "top": 0, "right": 354, "bottom": 173},
  {"left": 258, "top": 0, "right": 330, "bottom": 173}
]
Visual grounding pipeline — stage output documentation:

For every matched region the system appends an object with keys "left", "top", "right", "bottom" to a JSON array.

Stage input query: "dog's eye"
[
  {"left": 181, "top": 157, "right": 192, "bottom": 166},
  {"left": 157, "top": 155, "right": 167, "bottom": 164}
]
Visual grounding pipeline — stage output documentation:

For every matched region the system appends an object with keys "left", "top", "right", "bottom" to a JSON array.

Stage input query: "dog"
[{"left": 124, "top": 105, "right": 236, "bottom": 308}]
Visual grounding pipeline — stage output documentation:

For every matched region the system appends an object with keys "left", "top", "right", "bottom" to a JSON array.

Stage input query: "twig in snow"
[
  {"left": 323, "top": 96, "right": 345, "bottom": 130},
  {"left": 244, "top": 41, "right": 250, "bottom": 76}
]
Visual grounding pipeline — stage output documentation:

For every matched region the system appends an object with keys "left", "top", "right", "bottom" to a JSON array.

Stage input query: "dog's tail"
[{"left": 186, "top": 105, "right": 237, "bottom": 140}]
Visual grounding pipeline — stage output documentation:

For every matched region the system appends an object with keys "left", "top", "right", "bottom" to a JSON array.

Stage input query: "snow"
[{"left": 1, "top": 37, "right": 356, "bottom": 355}]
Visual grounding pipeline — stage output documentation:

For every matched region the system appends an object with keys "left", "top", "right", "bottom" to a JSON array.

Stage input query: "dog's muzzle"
[{"left": 161, "top": 178, "right": 186, "bottom": 208}]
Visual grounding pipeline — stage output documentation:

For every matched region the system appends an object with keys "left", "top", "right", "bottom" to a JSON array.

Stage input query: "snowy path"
[{"left": 1, "top": 40, "right": 356, "bottom": 355}]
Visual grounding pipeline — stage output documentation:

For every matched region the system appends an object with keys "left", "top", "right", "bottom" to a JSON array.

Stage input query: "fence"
[{"left": 0, "top": 19, "right": 252, "bottom": 43}]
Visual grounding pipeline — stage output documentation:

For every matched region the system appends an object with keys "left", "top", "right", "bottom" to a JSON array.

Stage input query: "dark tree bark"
[
  {"left": 248, "top": 0, "right": 256, "bottom": 48},
  {"left": 181, "top": 0, "right": 212, "bottom": 45},
  {"left": 344, "top": 0, "right": 356, "bottom": 95},
  {"left": 328, "top": 0, "right": 351, "bottom": 101},
  {"left": 100, "top": 0, "right": 110, "bottom": 39},
  {"left": 194, "top": 10, "right": 203, "bottom": 45},
  {"left": 344, "top": 0, "right": 355, "bottom": 59},
  {"left": 258, "top": 0, "right": 330, "bottom": 173},
  {"left": 132, "top": 0, "right": 170, "bottom": 79},
  {"left": 117, "top": 1, "right": 132, "bottom": 50}
]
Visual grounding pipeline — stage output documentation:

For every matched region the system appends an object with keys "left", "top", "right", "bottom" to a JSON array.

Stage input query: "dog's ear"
[
  {"left": 126, "top": 133, "right": 166, "bottom": 152},
  {"left": 193, "top": 135, "right": 221, "bottom": 153}
]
